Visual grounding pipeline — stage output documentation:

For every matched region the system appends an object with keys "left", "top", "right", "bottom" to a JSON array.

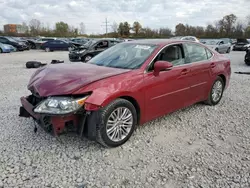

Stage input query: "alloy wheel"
[
  {"left": 106, "top": 107, "right": 133, "bottom": 142},
  {"left": 211, "top": 80, "right": 223, "bottom": 103}
]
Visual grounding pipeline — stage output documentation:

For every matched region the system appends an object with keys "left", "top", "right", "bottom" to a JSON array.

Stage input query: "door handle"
[
  {"left": 180, "top": 69, "right": 189, "bottom": 75},
  {"left": 211, "top": 63, "right": 216, "bottom": 68}
]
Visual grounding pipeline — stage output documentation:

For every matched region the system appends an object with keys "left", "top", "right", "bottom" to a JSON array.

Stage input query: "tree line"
[{"left": 1, "top": 14, "right": 250, "bottom": 38}]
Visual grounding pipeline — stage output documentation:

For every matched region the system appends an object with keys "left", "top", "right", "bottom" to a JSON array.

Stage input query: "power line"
[{"left": 101, "top": 18, "right": 112, "bottom": 36}]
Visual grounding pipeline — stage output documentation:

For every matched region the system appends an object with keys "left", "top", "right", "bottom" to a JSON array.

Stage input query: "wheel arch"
[
  {"left": 84, "top": 92, "right": 141, "bottom": 124},
  {"left": 119, "top": 96, "right": 141, "bottom": 125},
  {"left": 218, "top": 74, "right": 226, "bottom": 88}
]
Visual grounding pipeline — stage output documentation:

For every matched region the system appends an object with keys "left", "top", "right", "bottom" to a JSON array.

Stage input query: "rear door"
[
  {"left": 49, "top": 41, "right": 57, "bottom": 50},
  {"left": 183, "top": 42, "right": 214, "bottom": 103}
]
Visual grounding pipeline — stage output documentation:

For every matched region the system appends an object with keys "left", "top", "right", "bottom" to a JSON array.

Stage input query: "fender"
[{"left": 84, "top": 89, "right": 140, "bottom": 111}]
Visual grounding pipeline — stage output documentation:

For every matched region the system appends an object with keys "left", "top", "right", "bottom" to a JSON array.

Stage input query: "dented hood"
[{"left": 27, "top": 63, "right": 130, "bottom": 97}]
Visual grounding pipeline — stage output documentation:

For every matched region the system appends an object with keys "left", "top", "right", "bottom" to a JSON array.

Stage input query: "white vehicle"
[{"left": 170, "top": 36, "right": 200, "bottom": 42}]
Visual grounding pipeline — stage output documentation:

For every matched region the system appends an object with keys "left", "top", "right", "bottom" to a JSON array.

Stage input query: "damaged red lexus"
[{"left": 19, "top": 39, "right": 231, "bottom": 147}]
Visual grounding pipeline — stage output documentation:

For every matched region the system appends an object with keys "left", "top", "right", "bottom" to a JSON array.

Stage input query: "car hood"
[{"left": 27, "top": 63, "right": 130, "bottom": 97}]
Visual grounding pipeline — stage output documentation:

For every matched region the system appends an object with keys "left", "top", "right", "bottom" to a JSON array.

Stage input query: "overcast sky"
[{"left": 0, "top": 0, "right": 249, "bottom": 34}]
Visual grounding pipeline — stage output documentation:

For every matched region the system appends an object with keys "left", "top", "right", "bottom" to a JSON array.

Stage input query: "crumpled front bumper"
[
  {"left": 19, "top": 96, "right": 80, "bottom": 135},
  {"left": 68, "top": 53, "right": 81, "bottom": 61}
]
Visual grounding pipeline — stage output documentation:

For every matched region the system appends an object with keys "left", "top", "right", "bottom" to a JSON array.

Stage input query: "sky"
[{"left": 0, "top": 0, "right": 249, "bottom": 34}]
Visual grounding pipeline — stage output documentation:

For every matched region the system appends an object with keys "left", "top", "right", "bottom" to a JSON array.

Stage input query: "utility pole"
[{"left": 101, "top": 18, "right": 112, "bottom": 37}]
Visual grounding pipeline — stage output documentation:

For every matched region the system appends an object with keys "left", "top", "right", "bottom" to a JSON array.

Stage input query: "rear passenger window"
[{"left": 184, "top": 43, "right": 208, "bottom": 62}]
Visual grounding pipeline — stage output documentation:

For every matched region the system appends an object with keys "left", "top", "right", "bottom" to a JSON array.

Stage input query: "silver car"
[{"left": 205, "top": 40, "right": 231, "bottom": 53}]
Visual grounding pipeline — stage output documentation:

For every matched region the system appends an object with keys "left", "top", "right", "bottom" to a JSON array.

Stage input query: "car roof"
[{"left": 124, "top": 39, "right": 187, "bottom": 45}]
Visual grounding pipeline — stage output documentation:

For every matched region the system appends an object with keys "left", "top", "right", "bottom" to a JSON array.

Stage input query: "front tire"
[
  {"left": 0, "top": 48, "right": 2, "bottom": 53},
  {"left": 96, "top": 98, "right": 137, "bottom": 147},
  {"left": 205, "top": 77, "right": 224, "bottom": 106}
]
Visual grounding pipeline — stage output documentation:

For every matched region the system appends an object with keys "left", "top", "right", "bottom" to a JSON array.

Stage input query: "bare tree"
[
  {"left": 233, "top": 21, "right": 244, "bottom": 37},
  {"left": 159, "top": 27, "right": 172, "bottom": 37},
  {"left": 29, "top": 19, "right": 41, "bottom": 36},
  {"left": 21, "top": 21, "right": 29, "bottom": 33},
  {"left": 111, "top": 22, "right": 118, "bottom": 33},
  {"left": 79, "top": 22, "right": 85, "bottom": 35}
]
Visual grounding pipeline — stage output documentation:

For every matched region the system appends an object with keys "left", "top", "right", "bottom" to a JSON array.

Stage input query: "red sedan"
[{"left": 19, "top": 39, "right": 231, "bottom": 147}]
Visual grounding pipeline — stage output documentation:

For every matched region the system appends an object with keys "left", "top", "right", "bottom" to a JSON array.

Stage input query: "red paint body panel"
[
  {"left": 22, "top": 40, "right": 231, "bottom": 129},
  {"left": 27, "top": 63, "right": 130, "bottom": 96}
]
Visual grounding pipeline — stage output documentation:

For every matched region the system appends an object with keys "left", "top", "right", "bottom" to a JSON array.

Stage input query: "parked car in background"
[
  {"left": 0, "top": 36, "right": 27, "bottom": 51},
  {"left": 20, "top": 39, "right": 231, "bottom": 147},
  {"left": 0, "top": 42, "right": 15, "bottom": 53},
  {"left": 36, "top": 37, "right": 56, "bottom": 42},
  {"left": 23, "top": 38, "right": 37, "bottom": 49},
  {"left": 69, "top": 39, "right": 120, "bottom": 62},
  {"left": 231, "top": 39, "right": 237, "bottom": 45},
  {"left": 11, "top": 37, "right": 30, "bottom": 50},
  {"left": 41, "top": 40, "right": 75, "bottom": 52},
  {"left": 170, "top": 36, "right": 200, "bottom": 42},
  {"left": 204, "top": 40, "right": 231, "bottom": 53},
  {"left": 220, "top": 38, "right": 233, "bottom": 45},
  {"left": 233, "top": 38, "right": 249, "bottom": 51}
]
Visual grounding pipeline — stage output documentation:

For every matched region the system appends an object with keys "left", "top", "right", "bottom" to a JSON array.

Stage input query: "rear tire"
[
  {"left": 204, "top": 77, "right": 224, "bottom": 106},
  {"left": 0, "top": 48, "right": 2, "bottom": 53},
  {"left": 226, "top": 47, "right": 231, "bottom": 53},
  {"left": 95, "top": 98, "right": 137, "bottom": 147}
]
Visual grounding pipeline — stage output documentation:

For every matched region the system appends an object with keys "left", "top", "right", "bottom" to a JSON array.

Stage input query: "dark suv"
[
  {"left": 69, "top": 39, "right": 120, "bottom": 62},
  {"left": 0, "top": 36, "right": 28, "bottom": 51},
  {"left": 233, "top": 38, "right": 249, "bottom": 51}
]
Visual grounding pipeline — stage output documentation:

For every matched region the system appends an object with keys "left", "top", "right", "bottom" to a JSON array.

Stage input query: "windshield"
[
  {"left": 86, "top": 40, "right": 98, "bottom": 47},
  {"left": 205, "top": 40, "right": 219, "bottom": 45},
  {"left": 88, "top": 43, "right": 157, "bottom": 69}
]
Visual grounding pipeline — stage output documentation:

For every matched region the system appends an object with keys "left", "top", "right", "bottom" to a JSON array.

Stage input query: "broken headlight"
[{"left": 34, "top": 96, "right": 88, "bottom": 115}]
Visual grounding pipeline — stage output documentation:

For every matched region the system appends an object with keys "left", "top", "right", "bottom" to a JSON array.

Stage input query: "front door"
[{"left": 144, "top": 43, "right": 193, "bottom": 122}]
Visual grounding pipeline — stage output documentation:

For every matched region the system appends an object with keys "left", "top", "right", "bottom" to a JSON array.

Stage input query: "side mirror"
[{"left": 153, "top": 61, "right": 173, "bottom": 76}]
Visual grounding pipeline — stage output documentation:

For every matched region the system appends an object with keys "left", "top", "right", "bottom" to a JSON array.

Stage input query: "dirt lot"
[{"left": 0, "top": 50, "right": 250, "bottom": 188}]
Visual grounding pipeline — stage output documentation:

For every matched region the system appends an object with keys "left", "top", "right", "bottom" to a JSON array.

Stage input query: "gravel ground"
[{"left": 0, "top": 50, "right": 250, "bottom": 188}]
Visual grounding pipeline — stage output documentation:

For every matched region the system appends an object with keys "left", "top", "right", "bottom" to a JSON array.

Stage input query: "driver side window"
[
  {"left": 148, "top": 44, "right": 185, "bottom": 71},
  {"left": 96, "top": 41, "right": 108, "bottom": 49}
]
